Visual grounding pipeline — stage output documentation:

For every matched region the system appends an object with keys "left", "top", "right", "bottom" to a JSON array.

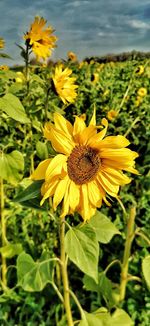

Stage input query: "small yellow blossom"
[
  {"left": 67, "top": 51, "right": 77, "bottom": 62},
  {"left": 24, "top": 16, "right": 58, "bottom": 61},
  {"left": 0, "top": 38, "right": 5, "bottom": 49},
  {"left": 52, "top": 64, "right": 78, "bottom": 104},
  {"left": 107, "top": 110, "right": 118, "bottom": 121},
  {"left": 135, "top": 65, "right": 144, "bottom": 75},
  {"left": 135, "top": 96, "right": 143, "bottom": 107},
  {"left": 15, "top": 71, "right": 25, "bottom": 83},
  {"left": 0, "top": 65, "right": 9, "bottom": 71},
  {"left": 91, "top": 73, "right": 99, "bottom": 84},
  {"left": 137, "top": 87, "right": 147, "bottom": 97}
]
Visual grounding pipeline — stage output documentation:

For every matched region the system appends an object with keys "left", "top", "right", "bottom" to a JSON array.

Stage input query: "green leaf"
[
  {"left": 17, "top": 252, "right": 54, "bottom": 292},
  {"left": 0, "top": 93, "right": 30, "bottom": 123},
  {"left": 0, "top": 150, "right": 24, "bottom": 184},
  {"left": 79, "top": 311, "right": 104, "bottom": 326},
  {"left": 79, "top": 308, "right": 133, "bottom": 326},
  {"left": 14, "top": 180, "right": 43, "bottom": 203},
  {"left": 0, "top": 243, "right": 23, "bottom": 258},
  {"left": 142, "top": 255, "right": 150, "bottom": 289},
  {"left": 111, "top": 309, "right": 134, "bottom": 326},
  {"left": 89, "top": 211, "right": 120, "bottom": 243},
  {"left": 36, "top": 141, "right": 49, "bottom": 160},
  {"left": 99, "top": 272, "right": 115, "bottom": 308},
  {"left": 65, "top": 224, "right": 99, "bottom": 282},
  {"left": 83, "top": 274, "right": 99, "bottom": 292}
]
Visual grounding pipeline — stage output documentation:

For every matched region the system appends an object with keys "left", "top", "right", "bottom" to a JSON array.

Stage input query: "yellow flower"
[
  {"left": 24, "top": 16, "right": 58, "bottom": 61},
  {"left": 135, "top": 96, "right": 143, "bottom": 107},
  {"left": 15, "top": 71, "right": 25, "bottom": 83},
  {"left": 135, "top": 65, "right": 144, "bottom": 75},
  {"left": 0, "top": 38, "right": 5, "bottom": 49},
  {"left": 91, "top": 73, "right": 99, "bottom": 84},
  {"left": 67, "top": 51, "right": 77, "bottom": 62},
  {"left": 0, "top": 65, "right": 9, "bottom": 71},
  {"left": 52, "top": 64, "right": 78, "bottom": 104},
  {"left": 31, "top": 110, "right": 139, "bottom": 222},
  {"left": 137, "top": 87, "right": 147, "bottom": 97},
  {"left": 107, "top": 110, "right": 118, "bottom": 121}
]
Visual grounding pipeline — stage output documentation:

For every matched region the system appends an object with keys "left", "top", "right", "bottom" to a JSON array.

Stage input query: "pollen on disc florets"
[{"left": 67, "top": 145, "right": 101, "bottom": 185}]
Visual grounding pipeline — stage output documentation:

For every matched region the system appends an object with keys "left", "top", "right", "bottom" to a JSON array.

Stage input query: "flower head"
[
  {"left": 137, "top": 87, "right": 147, "bottom": 97},
  {"left": 107, "top": 110, "right": 118, "bottom": 121},
  {"left": 31, "top": 110, "right": 139, "bottom": 222},
  {"left": 52, "top": 64, "right": 78, "bottom": 104},
  {"left": 136, "top": 65, "right": 144, "bottom": 75},
  {"left": 24, "top": 16, "right": 58, "bottom": 61},
  {"left": 0, "top": 65, "right": 9, "bottom": 71},
  {"left": 67, "top": 51, "right": 77, "bottom": 62},
  {"left": 0, "top": 38, "right": 5, "bottom": 49}
]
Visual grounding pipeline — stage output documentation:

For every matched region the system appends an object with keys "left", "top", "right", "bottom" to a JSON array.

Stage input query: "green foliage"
[
  {"left": 17, "top": 251, "right": 54, "bottom": 292},
  {"left": 0, "top": 56, "right": 150, "bottom": 325},
  {"left": 0, "top": 93, "right": 30, "bottom": 123},
  {"left": 65, "top": 224, "right": 99, "bottom": 282}
]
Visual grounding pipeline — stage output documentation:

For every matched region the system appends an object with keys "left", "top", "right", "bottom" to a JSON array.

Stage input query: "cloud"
[
  {"left": 0, "top": 0, "right": 149, "bottom": 65},
  {"left": 127, "top": 19, "right": 150, "bottom": 30}
]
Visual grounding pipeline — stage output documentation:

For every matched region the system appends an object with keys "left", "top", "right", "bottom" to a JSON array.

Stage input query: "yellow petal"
[
  {"left": 79, "top": 125, "right": 96, "bottom": 145},
  {"left": 87, "top": 118, "right": 108, "bottom": 147},
  {"left": 87, "top": 180, "right": 102, "bottom": 207},
  {"left": 40, "top": 179, "right": 58, "bottom": 205},
  {"left": 80, "top": 184, "right": 96, "bottom": 221},
  {"left": 100, "top": 148, "right": 138, "bottom": 160},
  {"left": 30, "top": 159, "right": 51, "bottom": 180},
  {"left": 45, "top": 154, "right": 67, "bottom": 181},
  {"left": 101, "top": 166, "right": 131, "bottom": 185},
  {"left": 60, "top": 180, "right": 71, "bottom": 218},
  {"left": 69, "top": 181, "right": 80, "bottom": 211},
  {"left": 50, "top": 126, "right": 74, "bottom": 155},
  {"left": 73, "top": 115, "right": 86, "bottom": 142},
  {"left": 97, "top": 173, "right": 119, "bottom": 197},
  {"left": 53, "top": 176, "right": 70, "bottom": 210},
  {"left": 96, "top": 135, "right": 130, "bottom": 149},
  {"left": 54, "top": 112, "right": 73, "bottom": 138},
  {"left": 89, "top": 106, "right": 96, "bottom": 126}
]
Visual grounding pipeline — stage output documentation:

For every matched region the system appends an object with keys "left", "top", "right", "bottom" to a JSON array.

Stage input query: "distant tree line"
[{"left": 84, "top": 50, "right": 150, "bottom": 63}]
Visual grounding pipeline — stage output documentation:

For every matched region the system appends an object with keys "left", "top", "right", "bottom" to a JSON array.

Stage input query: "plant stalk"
[
  {"left": 60, "top": 219, "right": 73, "bottom": 326},
  {"left": 0, "top": 177, "right": 7, "bottom": 288},
  {"left": 119, "top": 206, "right": 136, "bottom": 301}
]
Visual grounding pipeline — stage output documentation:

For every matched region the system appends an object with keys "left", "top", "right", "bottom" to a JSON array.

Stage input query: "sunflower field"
[{"left": 0, "top": 17, "right": 150, "bottom": 326}]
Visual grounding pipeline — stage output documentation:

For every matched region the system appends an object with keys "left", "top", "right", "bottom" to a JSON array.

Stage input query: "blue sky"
[{"left": 0, "top": 0, "right": 150, "bottom": 65}]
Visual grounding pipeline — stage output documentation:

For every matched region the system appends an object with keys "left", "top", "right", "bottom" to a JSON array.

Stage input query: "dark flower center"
[{"left": 67, "top": 145, "right": 101, "bottom": 184}]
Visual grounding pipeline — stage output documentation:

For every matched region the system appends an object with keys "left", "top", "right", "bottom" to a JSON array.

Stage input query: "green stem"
[
  {"left": 119, "top": 206, "right": 136, "bottom": 302},
  {"left": 0, "top": 177, "right": 7, "bottom": 289},
  {"left": 135, "top": 230, "right": 150, "bottom": 246},
  {"left": 60, "top": 219, "right": 73, "bottom": 326},
  {"left": 25, "top": 42, "right": 30, "bottom": 94}
]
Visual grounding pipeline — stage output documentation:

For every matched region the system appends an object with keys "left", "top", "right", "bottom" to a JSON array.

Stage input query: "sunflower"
[
  {"left": 137, "top": 87, "right": 147, "bottom": 97},
  {"left": 52, "top": 64, "right": 78, "bottom": 104},
  {"left": 107, "top": 110, "right": 118, "bottom": 121},
  {"left": 67, "top": 51, "right": 77, "bottom": 62},
  {"left": 31, "top": 110, "right": 138, "bottom": 222},
  {"left": 0, "top": 38, "right": 5, "bottom": 49},
  {"left": 0, "top": 65, "right": 9, "bottom": 71},
  {"left": 135, "top": 65, "right": 144, "bottom": 75},
  {"left": 24, "top": 16, "right": 58, "bottom": 61}
]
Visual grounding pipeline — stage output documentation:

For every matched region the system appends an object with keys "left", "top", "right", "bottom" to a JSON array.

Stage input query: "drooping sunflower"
[
  {"left": 0, "top": 38, "right": 5, "bottom": 49},
  {"left": 52, "top": 64, "right": 78, "bottom": 104},
  {"left": 31, "top": 110, "right": 139, "bottom": 221},
  {"left": 24, "top": 16, "right": 58, "bottom": 61}
]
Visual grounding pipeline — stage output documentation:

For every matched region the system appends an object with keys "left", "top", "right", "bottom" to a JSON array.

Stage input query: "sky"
[{"left": 0, "top": 0, "right": 150, "bottom": 65}]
